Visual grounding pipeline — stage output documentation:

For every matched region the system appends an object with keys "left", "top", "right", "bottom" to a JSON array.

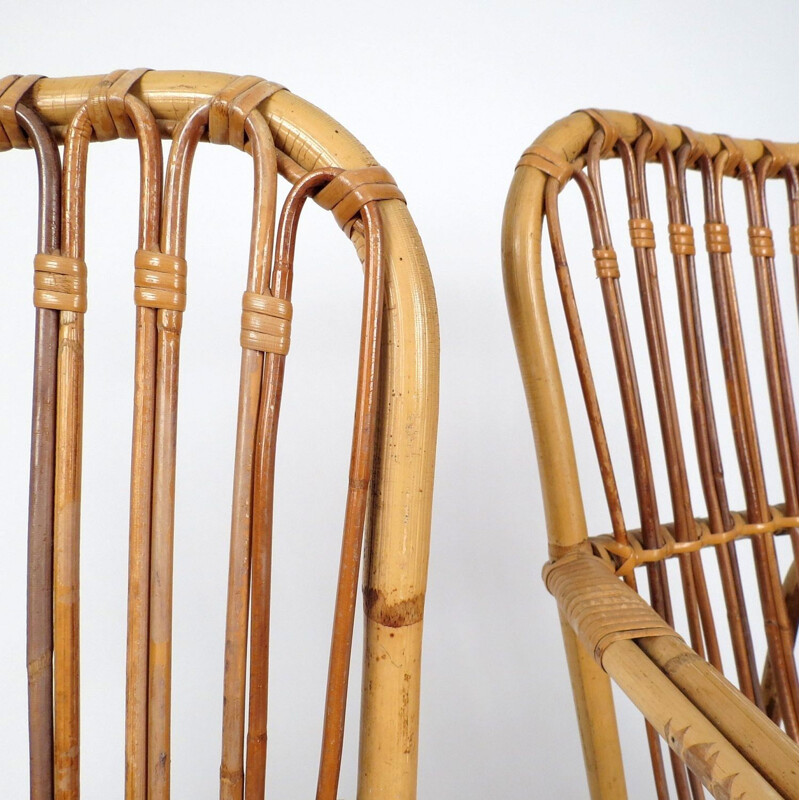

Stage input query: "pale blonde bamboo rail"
[{"left": 21, "top": 71, "right": 439, "bottom": 800}]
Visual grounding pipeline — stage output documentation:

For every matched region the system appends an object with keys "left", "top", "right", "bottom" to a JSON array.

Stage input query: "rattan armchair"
[
  {"left": 3, "top": 71, "right": 438, "bottom": 800},
  {"left": 502, "top": 110, "right": 798, "bottom": 798}
]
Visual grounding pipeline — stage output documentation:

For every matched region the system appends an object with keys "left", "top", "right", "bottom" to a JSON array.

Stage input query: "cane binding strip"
[{"left": 544, "top": 553, "right": 679, "bottom": 665}]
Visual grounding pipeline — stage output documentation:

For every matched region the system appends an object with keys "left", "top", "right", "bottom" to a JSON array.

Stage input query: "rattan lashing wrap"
[
  {"left": 591, "top": 505, "right": 799, "bottom": 578},
  {"left": 543, "top": 552, "right": 678, "bottom": 665}
]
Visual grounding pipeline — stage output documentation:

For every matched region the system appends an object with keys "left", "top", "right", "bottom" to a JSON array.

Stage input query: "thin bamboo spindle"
[
  {"left": 316, "top": 201, "right": 385, "bottom": 800},
  {"left": 215, "top": 103, "right": 280, "bottom": 800},
  {"left": 122, "top": 91, "right": 164, "bottom": 800},
  {"left": 214, "top": 106, "right": 279, "bottom": 800},
  {"left": 700, "top": 150, "right": 799, "bottom": 738},
  {"left": 53, "top": 101, "right": 97, "bottom": 800},
  {"left": 146, "top": 102, "right": 205, "bottom": 800},
  {"left": 241, "top": 168, "right": 334, "bottom": 799},
  {"left": 580, "top": 140, "right": 693, "bottom": 799},
  {"left": 784, "top": 165, "right": 798, "bottom": 302},
  {"left": 13, "top": 97, "right": 61, "bottom": 800},
  {"left": 663, "top": 142, "right": 761, "bottom": 704}
]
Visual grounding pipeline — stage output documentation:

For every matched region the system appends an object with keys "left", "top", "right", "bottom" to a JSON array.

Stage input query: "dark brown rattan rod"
[
  {"left": 660, "top": 141, "right": 761, "bottom": 706},
  {"left": 699, "top": 149, "right": 799, "bottom": 739},
  {"left": 17, "top": 99, "right": 61, "bottom": 800}
]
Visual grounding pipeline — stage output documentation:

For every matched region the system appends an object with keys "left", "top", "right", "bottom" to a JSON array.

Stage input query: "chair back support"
[
  {"left": 503, "top": 110, "right": 798, "bottom": 799},
  {"left": 3, "top": 71, "right": 438, "bottom": 800}
]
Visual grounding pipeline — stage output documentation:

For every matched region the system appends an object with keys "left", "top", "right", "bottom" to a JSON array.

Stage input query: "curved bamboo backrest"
[
  {"left": 4, "top": 71, "right": 438, "bottom": 800},
  {"left": 503, "top": 111, "right": 798, "bottom": 799}
]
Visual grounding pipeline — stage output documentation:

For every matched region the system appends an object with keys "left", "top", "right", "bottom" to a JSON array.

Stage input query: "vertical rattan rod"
[
  {"left": 626, "top": 136, "right": 722, "bottom": 671},
  {"left": 217, "top": 109, "right": 278, "bottom": 800},
  {"left": 223, "top": 107, "right": 280, "bottom": 800},
  {"left": 123, "top": 94, "right": 164, "bottom": 800},
  {"left": 18, "top": 100, "right": 61, "bottom": 800},
  {"left": 316, "top": 199, "right": 385, "bottom": 800},
  {"left": 147, "top": 102, "right": 206, "bottom": 800},
  {"left": 585, "top": 137, "right": 697, "bottom": 800},
  {"left": 700, "top": 151, "right": 798, "bottom": 739},
  {"left": 662, "top": 143, "right": 761, "bottom": 704},
  {"left": 576, "top": 142, "right": 686, "bottom": 799},
  {"left": 54, "top": 103, "right": 93, "bottom": 800},
  {"left": 543, "top": 177, "right": 633, "bottom": 572},
  {"left": 784, "top": 165, "right": 799, "bottom": 303},
  {"left": 241, "top": 168, "right": 336, "bottom": 800},
  {"left": 546, "top": 168, "right": 668, "bottom": 797},
  {"left": 751, "top": 159, "right": 799, "bottom": 493}
]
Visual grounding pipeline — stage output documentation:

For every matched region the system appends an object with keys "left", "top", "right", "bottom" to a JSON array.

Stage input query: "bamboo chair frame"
[
  {"left": 502, "top": 110, "right": 798, "bottom": 799},
  {"left": 7, "top": 71, "right": 438, "bottom": 800}
]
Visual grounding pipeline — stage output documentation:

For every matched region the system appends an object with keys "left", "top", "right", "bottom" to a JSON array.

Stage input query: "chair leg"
[{"left": 559, "top": 614, "right": 628, "bottom": 800}]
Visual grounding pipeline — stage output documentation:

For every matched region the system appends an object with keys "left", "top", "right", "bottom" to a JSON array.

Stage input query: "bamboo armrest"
[{"left": 545, "top": 553, "right": 798, "bottom": 799}]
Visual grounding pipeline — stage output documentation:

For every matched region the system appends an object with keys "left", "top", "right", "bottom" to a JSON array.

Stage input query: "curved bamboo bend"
[
  {"left": 0, "top": 76, "right": 62, "bottom": 800},
  {"left": 503, "top": 111, "right": 798, "bottom": 800},
  {"left": 27, "top": 72, "right": 439, "bottom": 799}
]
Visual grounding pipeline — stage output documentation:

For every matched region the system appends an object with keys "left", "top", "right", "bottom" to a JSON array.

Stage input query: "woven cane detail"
[
  {"left": 209, "top": 75, "right": 284, "bottom": 151},
  {"left": 0, "top": 74, "right": 42, "bottom": 149},
  {"left": 668, "top": 223, "right": 695, "bottom": 256},
  {"left": 629, "top": 218, "right": 655, "bottom": 249},
  {"left": 315, "top": 166, "right": 405, "bottom": 234},
  {"left": 543, "top": 553, "right": 678, "bottom": 665},
  {"left": 791, "top": 225, "right": 799, "bottom": 257},
  {"left": 704, "top": 222, "right": 731, "bottom": 254},
  {"left": 241, "top": 291, "right": 292, "bottom": 355},
  {"left": 517, "top": 145, "right": 573, "bottom": 187},
  {"left": 593, "top": 247, "right": 620, "bottom": 279},
  {"left": 747, "top": 226, "right": 775, "bottom": 258},
  {"left": 134, "top": 250, "right": 187, "bottom": 312},
  {"left": 34, "top": 254, "right": 87, "bottom": 312}
]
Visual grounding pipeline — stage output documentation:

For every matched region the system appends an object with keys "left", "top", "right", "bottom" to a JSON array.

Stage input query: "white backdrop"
[{"left": 0, "top": 1, "right": 797, "bottom": 797}]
